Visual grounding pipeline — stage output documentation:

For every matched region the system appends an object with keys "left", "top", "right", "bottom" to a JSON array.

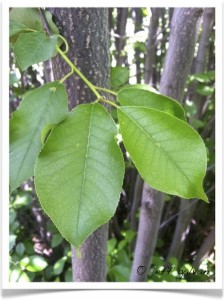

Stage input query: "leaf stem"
[
  {"left": 56, "top": 45, "right": 101, "bottom": 99},
  {"left": 58, "top": 35, "right": 69, "bottom": 54},
  {"left": 93, "top": 86, "right": 117, "bottom": 96},
  {"left": 99, "top": 98, "right": 119, "bottom": 108},
  {"left": 59, "top": 68, "right": 74, "bottom": 83}
]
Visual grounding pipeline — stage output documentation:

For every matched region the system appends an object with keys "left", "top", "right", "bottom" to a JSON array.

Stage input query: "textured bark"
[
  {"left": 144, "top": 8, "right": 161, "bottom": 85},
  {"left": 48, "top": 8, "right": 110, "bottom": 282},
  {"left": 130, "top": 8, "right": 203, "bottom": 282},
  {"left": 48, "top": 8, "right": 109, "bottom": 110},
  {"left": 71, "top": 224, "right": 109, "bottom": 281},
  {"left": 193, "top": 227, "right": 215, "bottom": 269}
]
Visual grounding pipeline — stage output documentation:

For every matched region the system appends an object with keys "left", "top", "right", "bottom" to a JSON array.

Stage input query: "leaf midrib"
[
  {"left": 76, "top": 104, "right": 94, "bottom": 243},
  {"left": 10, "top": 19, "right": 39, "bottom": 34},
  {"left": 120, "top": 108, "right": 193, "bottom": 189}
]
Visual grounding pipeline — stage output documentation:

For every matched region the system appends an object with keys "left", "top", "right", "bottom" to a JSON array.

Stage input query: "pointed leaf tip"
[
  {"left": 118, "top": 106, "right": 207, "bottom": 201},
  {"left": 35, "top": 103, "right": 125, "bottom": 248}
]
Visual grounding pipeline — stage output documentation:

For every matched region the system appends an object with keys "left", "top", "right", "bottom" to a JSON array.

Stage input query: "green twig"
[
  {"left": 56, "top": 45, "right": 101, "bottom": 99},
  {"left": 60, "top": 69, "right": 74, "bottom": 83},
  {"left": 99, "top": 98, "right": 119, "bottom": 108},
  {"left": 94, "top": 86, "right": 117, "bottom": 96}
]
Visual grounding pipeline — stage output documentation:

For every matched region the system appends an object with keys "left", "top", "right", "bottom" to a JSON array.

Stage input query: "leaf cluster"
[{"left": 10, "top": 8, "right": 208, "bottom": 250}]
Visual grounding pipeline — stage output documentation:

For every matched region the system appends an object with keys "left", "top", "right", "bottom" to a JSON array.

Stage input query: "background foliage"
[{"left": 9, "top": 7, "right": 215, "bottom": 282}]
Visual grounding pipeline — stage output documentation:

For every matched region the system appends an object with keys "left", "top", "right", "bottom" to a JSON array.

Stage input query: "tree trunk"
[
  {"left": 166, "top": 8, "right": 214, "bottom": 263},
  {"left": 193, "top": 227, "right": 215, "bottom": 269},
  {"left": 194, "top": 8, "right": 215, "bottom": 74},
  {"left": 193, "top": 8, "right": 215, "bottom": 117},
  {"left": 166, "top": 199, "right": 198, "bottom": 262},
  {"left": 130, "top": 184, "right": 164, "bottom": 282},
  {"left": 115, "top": 8, "right": 128, "bottom": 66},
  {"left": 144, "top": 8, "right": 161, "bottom": 85},
  {"left": 71, "top": 224, "right": 109, "bottom": 281},
  {"left": 133, "top": 8, "right": 143, "bottom": 83},
  {"left": 48, "top": 8, "right": 110, "bottom": 110},
  {"left": 130, "top": 8, "right": 203, "bottom": 282},
  {"left": 48, "top": 7, "right": 110, "bottom": 282},
  {"left": 130, "top": 174, "right": 143, "bottom": 252},
  {"left": 160, "top": 8, "right": 203, "bottom": 101}
]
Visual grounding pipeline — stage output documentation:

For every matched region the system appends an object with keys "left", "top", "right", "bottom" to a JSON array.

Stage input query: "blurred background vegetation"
[{"left": 9, "top": 7, "right": 215, "bottom": 282}]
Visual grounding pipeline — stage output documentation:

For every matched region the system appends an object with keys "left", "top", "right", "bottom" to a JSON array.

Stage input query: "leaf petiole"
[
  {"left": 99, "top": 98, "right": 119, "bottom": 108},
  {"left": 56, "top": 45, "right": 101, "bottom": 99},
  {"left": 59, "top": 68, "right": 74, "bottom": 83},
  {"left": 93, "top": 86, "right": 117, "bottom": 96},
  {"left": 58, "top": 35, "right": 69, "bottom": 54}
]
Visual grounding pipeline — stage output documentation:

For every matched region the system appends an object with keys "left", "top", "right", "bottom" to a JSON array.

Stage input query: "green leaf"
[
  {"left": 118, "top": 106, "right": 208, "bottom": 201},
  {"left": 35, "top": 103, "right": 125, "bottom": 248},
  {"left": 122, "top": 84, "right": 158, "bottom": 93},
  {"left": 189, "top": 71, "right": 215, "bottom": 83},
  {"left": 10, "top": 81, "right": 68, "bottom": 192},
  {"left": 118, "top": 88, "right": 187, "bottom": 122},
  {"left": 13, "top": 192, "right": 32, "bottom": 209},
  {"left": 51, "top": 233, "right": 64, "bottom": 248},
  {"left": 109, "top": 265, "right": 131, "bottom": 282},
  {"left": 16, "top": 242, "right": 25, "bottom": 256},
  {"left": 10, "top": 265, "right": 22, "bottom": 282},
  {"left": 10, "top": 8, "right": 44, "bottom": 36},
  {"left": 196, "top": 84, "right": 214, "bottom": 96},
  {"left": 43, "top": 10, "right": 60, "bottom": 34},
  {"left": 14, "top": 32, "right": 59, "bottom": 71},
  {"left": 134, "top": 41, "right": 146, "bottom": 52},
  {"left": 41, "top": 124, "right": 55, "bottom": 145},
  {"left": 110, "top": 67, "right": 129, "bottom": 89},
  {"left": 53, "top": 257, "right": 67, "bottom": 275},
  {"left": 107, "top": 238, "right": 117, "bottom": 254},
  {"left": 20, "top": 255, "right": 48, "bottom": 272},
  {"left": 9, "top": 235, "right": 17, "bottom": 251},
  {"left": 9, "top": 19, "right": 31, "bottom": 37},
  {"left": 44, "top": 266, "right": 54, "bottom": 280},
  {"left": 65, "top": 268, "right": 73, "bottom": 282},
  {"left": 9, "top": 72, "right": 20, "bottom": 87},
  {"left": 9, "top": 208, "right": 16, "bottom": 224}
]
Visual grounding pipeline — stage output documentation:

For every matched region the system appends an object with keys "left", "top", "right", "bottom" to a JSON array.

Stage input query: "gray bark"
[
  {"left": 48, "top": 8, "right": 110, "bottom": 282},
  {"left": 166, "top": 8, "right": 214, "bottom": 263},
  {"left": 71, "top": 224, "right": 109, "bottom": 281},
  {"left": 115, "top": 8, "right": 128, "bottom": 66},
  {"left": 48, "top": 8, "right": 110, "bottom": 110},
  {"left": 130, "top": 174, "right": 143, "bottom": 251},
  {"left": 159, "top": 8, "right": 203, "bottom": 102},
  {"left": 193, "top": 227, "right": 215, "bottom": 269},
  {"left": 130, "top": 184, "right": 164, "bottom": 281},
  {"left": 193, "top": 8, "right": 215, "bottom": 116},
  {"left": 144, "top": 8, "right": 161, "bottom": 85},
  {"left": 130, "top": 8, "right": 203, "bottom": 282},
  {"left": 194, "top": 8, "right": 215, "bottom": 74},
  {"left": 133, "top": 8, "right": 143, "bottom": 83},
  {"left": 166, "top": 199, "right": 198, "bottom": 262},
  {"left": 43, "top": 60, "right": 54, "bottom": 83}
]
